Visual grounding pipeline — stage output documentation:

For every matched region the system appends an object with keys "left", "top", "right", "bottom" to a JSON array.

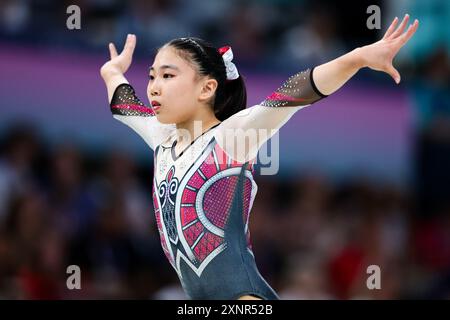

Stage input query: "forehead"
[{"left": 150, "top": 46, "right": 194, "bottom": 72}]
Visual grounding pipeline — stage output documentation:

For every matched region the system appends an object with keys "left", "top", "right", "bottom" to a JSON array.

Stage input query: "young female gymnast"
[{"left": 100, "top": 15, "right": 418, "bottom": 300}]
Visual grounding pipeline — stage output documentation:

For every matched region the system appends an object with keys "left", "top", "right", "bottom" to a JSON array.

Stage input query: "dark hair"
[{"left": 159, "top": 37, "right": 247, "bottom": 121}]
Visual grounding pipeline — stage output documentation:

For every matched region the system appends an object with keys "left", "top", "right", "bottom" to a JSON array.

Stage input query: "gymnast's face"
[{"left": 147, "top": 46, "right": 215, "bottom": 124}]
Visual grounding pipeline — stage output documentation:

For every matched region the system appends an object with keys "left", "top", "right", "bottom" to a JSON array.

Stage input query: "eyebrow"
[{"left": 149, "top": 64, "right": 180, "bottom": 72}]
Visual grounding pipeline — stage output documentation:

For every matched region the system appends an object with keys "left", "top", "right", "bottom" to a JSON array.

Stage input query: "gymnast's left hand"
[{"left": 356, "top": 14, "right": 419, "bottom": 84}]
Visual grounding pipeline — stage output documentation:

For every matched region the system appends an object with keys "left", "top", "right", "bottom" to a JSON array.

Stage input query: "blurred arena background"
[{"left": 0, "top": 0, "right": 449, "bottom": 299}]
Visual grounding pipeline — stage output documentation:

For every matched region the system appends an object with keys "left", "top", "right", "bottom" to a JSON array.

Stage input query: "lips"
[{"left": 151, "top": 101, "right": 161, "bottom": 111}]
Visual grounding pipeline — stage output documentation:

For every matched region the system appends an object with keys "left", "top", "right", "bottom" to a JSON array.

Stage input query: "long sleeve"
[
  {"left": 110, "top": 83, "right": 175, "bottom": 150},
  {"left": 214, "top": 67, "right": 327, "bottom": 162}
]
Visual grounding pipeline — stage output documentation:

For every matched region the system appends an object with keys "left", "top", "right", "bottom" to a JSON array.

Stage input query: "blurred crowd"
[
  {"left": 1, "top": 0, "right": 448, "bottom": 70},
  {"left": 0, "top": 122, "right": 449, "bottom": 299},
  {"left": 0, "top": 0, "right": 385, "bottom": 70},
  {"left": 0, "top": 0, "right": 449, "bottom": 299}
]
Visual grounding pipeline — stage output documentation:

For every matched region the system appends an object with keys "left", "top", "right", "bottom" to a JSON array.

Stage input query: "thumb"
[
  {"left": 386, "top": 64, "right": 401, "bottom": 84},
  {"left": 109, "top": 43, "right": 118, "bottom": 59}
]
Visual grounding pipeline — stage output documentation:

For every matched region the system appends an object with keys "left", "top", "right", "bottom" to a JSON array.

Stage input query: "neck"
[{"left": 175, "top": 112, "right": 220, "bottom": 146}]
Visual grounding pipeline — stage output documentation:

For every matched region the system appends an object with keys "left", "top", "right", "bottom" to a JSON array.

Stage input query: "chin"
[{"left": 156, "top": 113, "right": 176, "bottom": 124}]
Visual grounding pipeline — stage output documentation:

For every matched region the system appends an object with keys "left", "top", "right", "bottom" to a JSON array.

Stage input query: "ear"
[{"left": 198, "top": 78, "right": 218, "bottom": 102}]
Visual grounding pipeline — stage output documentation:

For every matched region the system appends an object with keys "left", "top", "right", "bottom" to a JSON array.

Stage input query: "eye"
[
  {"left": 148, "top": 75, "right": 154, "bottom": 80},
  {"left": 163, "top": 74, "right": 174, "bottom": 79}
]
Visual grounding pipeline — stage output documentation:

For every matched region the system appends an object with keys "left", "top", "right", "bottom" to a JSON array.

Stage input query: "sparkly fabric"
[
  {"left": 149, "top": 130, "right": 279, "bottom": 299},
  {"left": 194, "top": 232, "right": 222, "bottom": 261},
  {"left": 185, "top": 221, "right": 204, "bottom": 246},
  {"left": 203, "top": 176, "right": 239, "bottom": 229},
  {"left": 110, "top": 68, "right": 330, "bottom": 298},
  {"left": 180, "top": 206, "right": 197, "bottom": 227},
  {"left": 109, "top": 84, "right": 280, "bottom": 299},
  {"left": 172, "top": 143, "right": 250, "bottom": 264},
  {"left": 110, "top": 83, "right": 155, "bottom": 116},
  {"left": 260, "top": 67, "right": 327, "bottom": 107}
]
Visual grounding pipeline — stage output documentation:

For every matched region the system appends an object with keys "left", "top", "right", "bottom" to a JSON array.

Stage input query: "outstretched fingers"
[
  {"left": 388, "top": 14, "right": 410, "bottom": 40},
  {"left": 398, "top": 19, "right": 419, "bottom": 46},
  {"left": 382, "top": 17, "right": 399, "bottom": 40},
  {"left": 109, "top": 43, "right": 118, "bottom": 59},
  {"left": 122, "top": 34, "right": 136, "bottom": 58}
]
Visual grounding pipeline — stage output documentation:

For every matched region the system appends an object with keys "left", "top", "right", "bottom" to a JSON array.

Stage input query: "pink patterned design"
[
  {"left": 167, "top": 166, "right": 174, "bottom": 181},
  {"left": 181, "top": 189, "right": 196, "bottom": 204},
  {"left": 203, "top": 177, "right": 238, "bottom": 229},
  {"left": 152, "top": 140, "right": 257, "bottom": 272},
  {"left": 199, "top": 154, "right": 217, "bottom": 179},
  {"left": 193, "top": 232, "right": 222, "bottom": 261},
  {"left": 188, "top": 171, "right": 205, "bottom": 189},
  {"left": 111, "top": 104, "right": 155, "bottom": 115},
  {"left": 219, "top": 157, "right": 228, "bottom": 171},
  {"left": 180, "top": 206, "right": 197, "bottom": 227},
  {"left": 184, "top": 221, "right": 204, "bottom": 246},
  {"left": 177, "top": 143, "right": 256, "bottom": 264},
  {"left": 266, "top": 92, "right": 307, "bottom": 103},
  {"left": 153, "top": 184, "right": 174, "bottom": 265}
]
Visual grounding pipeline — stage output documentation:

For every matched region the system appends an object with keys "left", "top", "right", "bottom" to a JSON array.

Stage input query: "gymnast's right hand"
[
  {"left": 100, "top": 34, "right": 136, "bottom": 79},
  {"left": 100, "top": 34, "right": 136, "bottom": 103}
]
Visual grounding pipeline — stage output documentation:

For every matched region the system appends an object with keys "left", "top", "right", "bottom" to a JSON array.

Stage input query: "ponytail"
[{"left": 214, "top": 75, "right": 247, "bottom": 121}]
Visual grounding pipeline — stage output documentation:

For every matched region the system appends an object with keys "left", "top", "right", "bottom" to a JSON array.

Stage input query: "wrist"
[
  {"left": 351, "top": 47, "right": 368, "bottom": 69},
  {"left": 100, "top": 65, "right": 123, "bottom": 81},
  {"left": 103, "top": 72, "right": 127, "bottom": 87}
]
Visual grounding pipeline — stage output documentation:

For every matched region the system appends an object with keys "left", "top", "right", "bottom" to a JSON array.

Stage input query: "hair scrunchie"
[{"left": 218, "top": 46, "right": 239, "bottom": 80}]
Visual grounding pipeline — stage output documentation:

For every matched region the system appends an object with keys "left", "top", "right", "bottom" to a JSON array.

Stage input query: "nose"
[
  {"left": 148, "top": 79, "right": 161, "bottom": 96},
  {"left": 151, "top": 82, "right": 160, "bottom": 95},
  {"left": 147, "top": 82, "right": 159, "bottom": 103},
  {"left": 150, "top": 86, "right": 160, "bottom": 96}
]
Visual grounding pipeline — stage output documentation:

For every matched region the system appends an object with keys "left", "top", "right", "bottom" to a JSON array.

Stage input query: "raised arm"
[
  {"left": 216, "top": 67, "right": 326, "bottom": 163},
  {"left": 216, "top": 15, "right": 419, "bottom": 162},
  {"left": 100, "top": 34, "right": 175, "bottom": 150},
  {"left": 100, "top": 34, "right": 135, "bottom": 103},
  {"left": 313, "top": 14, "right": 419, "bottom": 94}
]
